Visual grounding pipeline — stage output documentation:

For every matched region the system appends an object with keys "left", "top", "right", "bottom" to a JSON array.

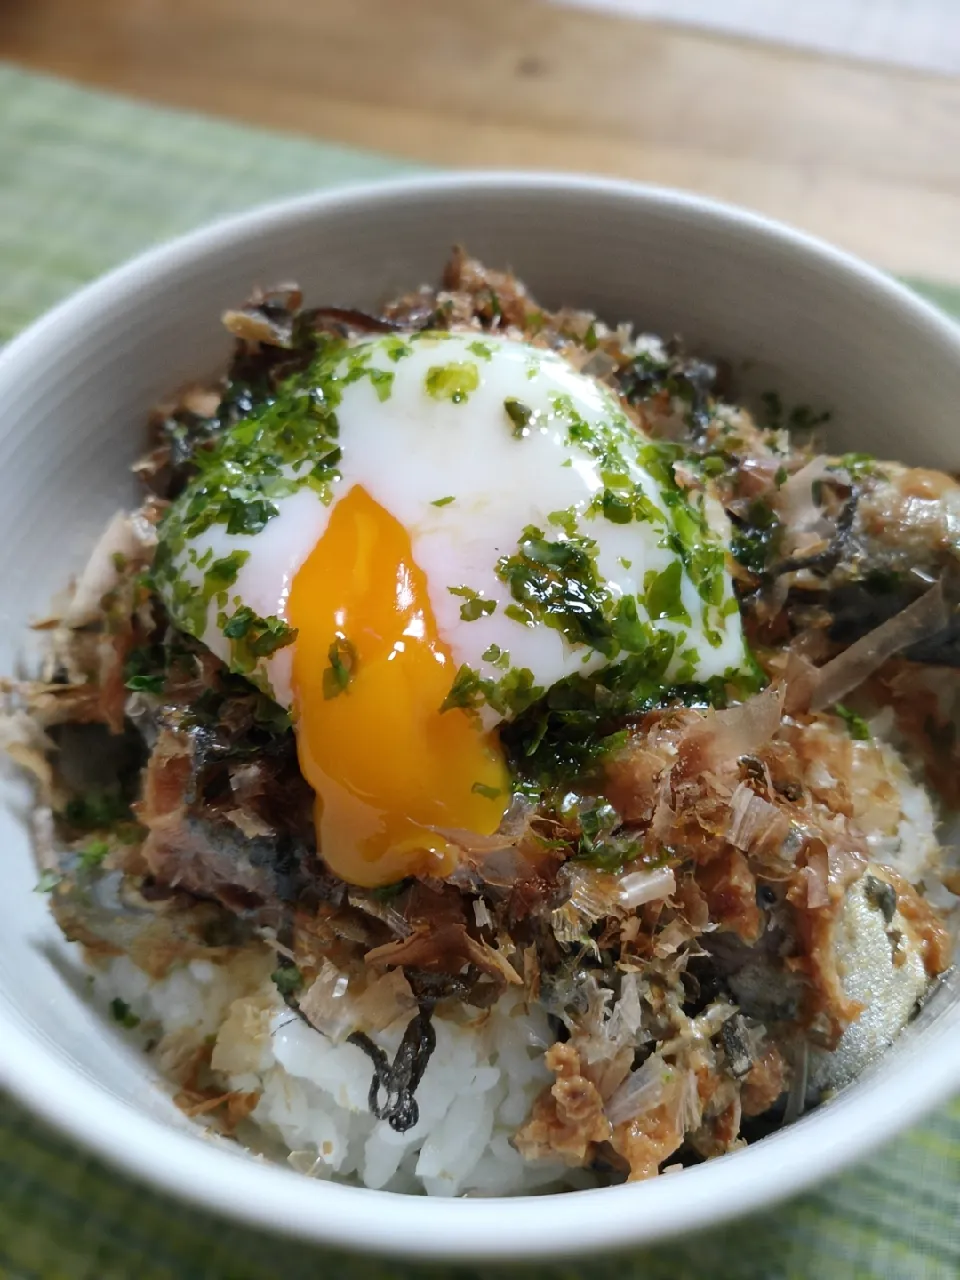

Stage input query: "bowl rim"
[{"left": 0, "top": 170, "right": 958, "bottom": 1260}]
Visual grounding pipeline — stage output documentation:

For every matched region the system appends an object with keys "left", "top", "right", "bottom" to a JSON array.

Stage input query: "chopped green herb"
[
  {"left": 431, "top": 496, "right": 456, "bottom": 508},
  {"left": 839, "top": 452, "right": 877, "bottom": 481},
  {"left": 834, "top": 703, "right": 872, "bottom": 741},
  {"left": 64, "top": 790, "right": 130, "bottom": 831},
  {"left": 467, "top": 340, "right": 494, "bottom": 360},
  {"left": 481, "top": 643, "right": 511, "bottom": 669},
  {"left": 222, "top": 495, "right": 277, "bottom": 537},
  {"left": 643, "top": 562, "right": 691, "bottom": 624},
  {"left": 115, "top": 822, "right": 147, "bottom": 846},
  {"left": 701, "top": 602, "right": 724, "bottom": 649},
  {"left": 487, "top": 666, "right": 543, "bottom": 717},
  {"left": 499, "top": 649, "right": 763, "bottom": 798},
  {"left": 110, "top": 998, "right": 140, "bottom": 1030},
  {"left": 611, "top": 596, "right": 653, "bottom": 654},
  {"left": 471, "top": 781, "right": 502, "bottom": 800},
  {"left": 789, "top": 403, "right": 831, "bottom": 432},
  {"left": 701, "top": 455, "right": 726, "bottom": 478},
  {"left": 448, "top": 585, "right": 497, "bottom": 622},
  {"left": 271, "top": 966, "right": 304, "bottom": 997},
  {"left": 619, "top": 348, "right": 715, "bottom": 431},
  {"left": 566, "top": 796, "right": 645, "bottom": 871},
  {"left": 504, "top": 603, "right": 534, "bottom": 626},
  {"left": 424, "top": 361, "right": 480, "bottom": 404},
  {"left": 323, "top": 636, "right": 358, "bottom": 699},
  {"left": 440, "top": 662, "right": 543, "bottom": 719},
  {"left": 152, "top": 330, "right": 357, "bottom": 636},
  {"left": 203, "top": 552, "right": 251, "bottom": 606},
  {"left": 369, "top": 879, "right": 411, "bottom": 901},
  {"left": 125, "top": 673, "right": 165, "bottom": 694},
  {"left": 367, "top": 368, "right": 395, "bottom": 402},
  {"left": 111, "top": 551, "right": 128, "bottom": 572},
  {"left": 547, "top": 507, "right": 579, "bottom": 538},
  {"left": 590, "top": 485, "right": 665, "bottom": 528},
  {"left": 674, "top": 645, "right": 701, "bottom": 684},
  {"left": 77, "top": 840, "right": 109, "bottom": 871},
  {"left": 759, "top": 390, "right": 784, "bottom": 429},
  {"left": 600, "top": 489, "right": 633, "bottom": 524},
  {"left": 496, "top": 525, "right": 614, "bottom": 654},
  {"left": 440, "top": 664, "right": 486, "bottom": 714},
  {"left": 731, "top": 500, "right": 782, "bottom": 575},
  {"left": 35, "top": 869, "right": 61, "bottom": 894},
  {"left": 381, "top": 336, "right": 414, "bottom": 363},
  {"left": 504, "top": 397, "right": 535, "bottom": 437},
  {"left": 583, "top": 321, "right": 598, "bottom": 351},
  {"left": 760, "top": 391, "right": 830, "bottom": 434},
  {"left": 253, "top": 695, "right": 293, "bottom": 735},
  {"left": 222, "top": 606, "right": 297, "bottom": 674}
]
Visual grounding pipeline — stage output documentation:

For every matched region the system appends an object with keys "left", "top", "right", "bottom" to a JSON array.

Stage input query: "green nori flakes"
[
  {"left": 110, "top": 998, "right": 141, "bottom": 1030},
  {"left": 35, "top": 870, "right": 61, "bottom": 894},
  {"left": 271, "top": 964, "right": 304, "bottom": 997},
  {"left": 833, "top": 703, "right": 872, "bottom": 741},
  {"left": 322, "top": 637, "right": 358, "bottom": 699}
]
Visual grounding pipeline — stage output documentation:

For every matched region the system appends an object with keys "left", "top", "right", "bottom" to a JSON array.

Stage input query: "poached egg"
[{"left": 154, "top": 330, "right": 748, "bottom": 886}]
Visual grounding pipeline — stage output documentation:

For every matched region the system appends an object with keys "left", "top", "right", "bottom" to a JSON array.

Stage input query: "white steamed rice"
[
  {"left": 94, "top": 952, "right": 569, "bottom": 1197},
  {"left": 88, "top": 714, "right": 956, "bottom": 1196}
]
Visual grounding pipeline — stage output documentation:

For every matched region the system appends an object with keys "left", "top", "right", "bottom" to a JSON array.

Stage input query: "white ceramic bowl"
[{"left": 0, "top": 174, "right": 957, "bottom": 1261}]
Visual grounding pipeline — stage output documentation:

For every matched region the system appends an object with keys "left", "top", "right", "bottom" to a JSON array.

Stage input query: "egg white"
[{"left": 159, "top": 332, "right": 747, "bottom": 713}]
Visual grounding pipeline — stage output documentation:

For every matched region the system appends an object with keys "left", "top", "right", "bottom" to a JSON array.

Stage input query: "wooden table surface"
[{"left": 4, "top": 0, "right": 960, "bottom": 284}]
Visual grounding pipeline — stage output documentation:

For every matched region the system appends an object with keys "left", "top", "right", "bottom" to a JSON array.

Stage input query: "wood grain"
[{"left": 4, "top": 0, "right": 960, "bottom": 282}]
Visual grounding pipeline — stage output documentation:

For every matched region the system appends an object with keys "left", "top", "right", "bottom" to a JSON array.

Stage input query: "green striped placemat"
[{"left": 0, "top": 59, "right": 957, "bottom": 1280}]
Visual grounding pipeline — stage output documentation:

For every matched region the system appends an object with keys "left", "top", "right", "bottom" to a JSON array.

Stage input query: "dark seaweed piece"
[
  {"left": 223, "top": 299, "right": 300, "bottom": 349},
  {"left": 616, "top": 346, "right": 718, "bottom": 436},
  {"left": 348, "top": 1007, "right": 437, "bottom": 1133},
  {"left": 216, "top": 322, "right": 318, "bottom": 429},
  {"left": 302, "top": 307, "right": 406, "bottom": 335},
  {"left": 775, "top": 779, "right": 803, "bottom": 803},
  {"left": 864, "top": 874, "right": 897, "bottom": 925},
  {"left": 158, "top": 409, "right": 222, "bottom": 486},
  {"left": 730, "top": 501, "right": 783, "bottom": 577},
  {"left": 772, "top": 487, "right": 860, "bottom": 578},
  {"left": 739, "top": 755, "right": 767, "bottom": 785},
  {"left": 404, "top": 970, "right": 471, "bottom": 1007},
  {"left": 756, "top": 883, "right": 779, "bottom": 908},
  {"left": 720, "top": 1013, "right": 754, "bottom": 1080}
]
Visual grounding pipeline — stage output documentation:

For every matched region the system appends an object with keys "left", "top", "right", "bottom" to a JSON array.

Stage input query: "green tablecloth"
[{"left": 0, "top": 60, "right": 957, "bottom": 1280}]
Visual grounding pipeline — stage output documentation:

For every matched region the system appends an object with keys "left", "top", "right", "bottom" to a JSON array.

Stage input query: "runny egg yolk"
[{"left": 287, "top": 485, "right": 510, "bottom": 888}]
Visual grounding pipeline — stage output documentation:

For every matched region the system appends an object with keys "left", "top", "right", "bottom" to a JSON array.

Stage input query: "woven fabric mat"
[{"left": 0, "top": 60, "right": 958, "bottom": 1280}]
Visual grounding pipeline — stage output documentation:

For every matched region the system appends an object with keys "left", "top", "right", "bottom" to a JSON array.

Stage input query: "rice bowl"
[{"left": 0, "top": 175, "right": 957, "bottom": 1258}]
